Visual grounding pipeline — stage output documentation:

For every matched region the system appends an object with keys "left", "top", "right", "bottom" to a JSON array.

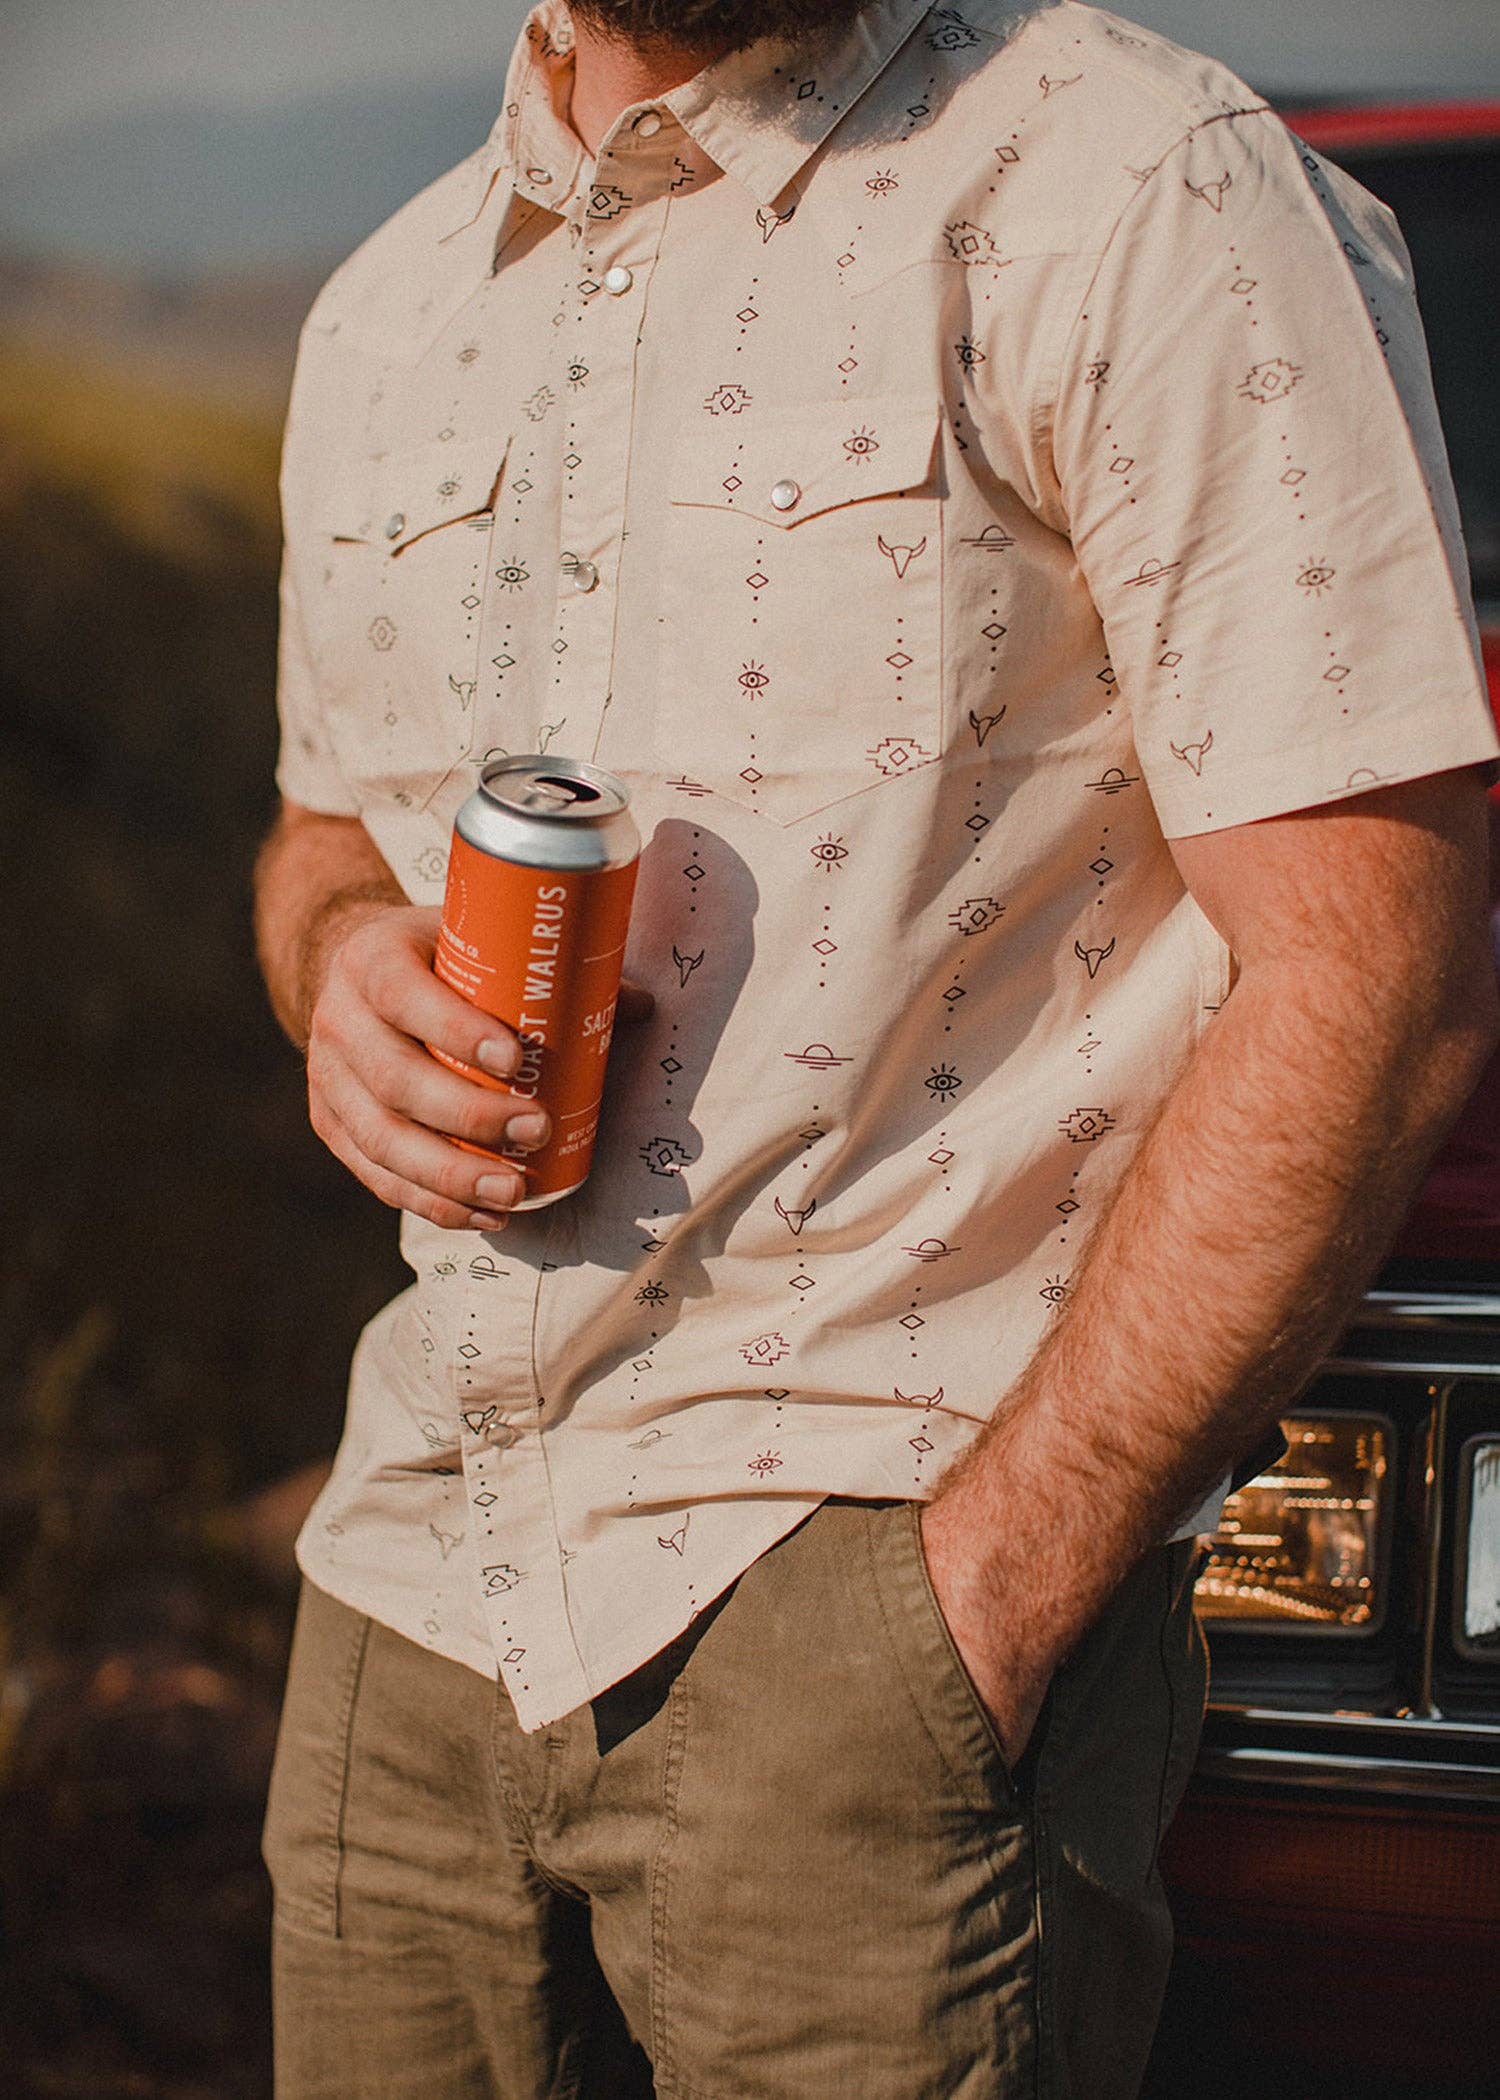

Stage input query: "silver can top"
[{"left": 455, "top": 754, "right": 639, "bottom": 872}]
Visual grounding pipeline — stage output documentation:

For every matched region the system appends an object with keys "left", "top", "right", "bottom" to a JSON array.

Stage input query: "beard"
[{"left": 565, "top": 0, "right": 873, "bottom": 60}]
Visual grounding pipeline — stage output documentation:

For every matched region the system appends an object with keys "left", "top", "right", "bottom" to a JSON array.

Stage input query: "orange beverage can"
[{"left": 431, "top": 755, "right": 641, "bottom": 1208}]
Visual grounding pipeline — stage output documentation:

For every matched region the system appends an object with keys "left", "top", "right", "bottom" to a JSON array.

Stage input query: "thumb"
[{"left": 616, "top": 977, "right": 655, "bottom": 1024}]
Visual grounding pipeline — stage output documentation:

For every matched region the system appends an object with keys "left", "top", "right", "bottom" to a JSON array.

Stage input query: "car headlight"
[
  {"left": 1195, "top": 1412, "right": 1393, "bottom": 1634},
  {"left": 1454, "top": 1435, "right": 1500, "bottom": 1657}
]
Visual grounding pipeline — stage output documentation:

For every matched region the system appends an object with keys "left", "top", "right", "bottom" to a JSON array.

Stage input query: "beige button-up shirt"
[{"left": 275, "top": 0, "right": 1500, "bottom": 1728}]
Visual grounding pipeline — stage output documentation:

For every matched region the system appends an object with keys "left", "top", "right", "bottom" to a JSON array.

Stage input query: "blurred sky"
[{"left": 2, "top": 0, "right": 1497, "bottom": 268}]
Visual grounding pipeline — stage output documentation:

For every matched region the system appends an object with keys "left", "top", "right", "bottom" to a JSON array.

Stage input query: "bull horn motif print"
[
  {"left": 968, "top": 704, "right": 1006, "bottom": 746},
  {"left": 1169, "top": 730, "right": 1214, "bottom": 775},
  {"left": 877, "top": 534, "right": 927, "bottom": 578},
  {"left": 1074, "top": 936, "right": 1116, "bottom": 979}
]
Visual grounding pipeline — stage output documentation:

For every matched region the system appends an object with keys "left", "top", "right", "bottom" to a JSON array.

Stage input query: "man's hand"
[
  {"left": 918, "top": 1490, "right": 1057, "bottom": 1773},
  {"left": 307, "top": 901, "right": 652, "bottom": 1230},
  {"left": 909, "top": 766, "right": 1498, "bottom": 1783},
  {"left": 252, "top": 802, "right": 652, "bottom": 1232}
]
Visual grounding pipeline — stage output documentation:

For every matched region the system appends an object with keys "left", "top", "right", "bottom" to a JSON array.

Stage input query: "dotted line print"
[
  {"left": 967, "top": 776, "right": 992, "bottom": 866},
  {"left": 1101, "top": 418, "right": 1136, "bottom": 503},
  {"left": 941, "top": 957, "right": 964, "bottom": 1036},
  {"left": 1077, "top": 1012, "right": 1099, "bottom": 1084},
  {"left": 899, "top": 73, "right": 938, "bottom": 140},
  {"left": 812, "top": 883, "right": 837, "bottom": 986},
  {"left": 1098, "top": 659, "right": 1117, "bottom": 720},
  {"left": 1090, "top": 826, "right": 1113, "bottom": 912},
  {"left": 838, "top": 315, "right": 859, "bottom": 385},
  {"left": 735, "top": 276, "right": 760, "bottom": 350},
  {"left": 889, "top": 612, "right": 910, "bottom": 705},
  {"left": 1299, "top": 150, "right": 1392, "bottom": 358},
  {"left": 1056, "top": 1159, "right": 1084, "bottom": 1242}
]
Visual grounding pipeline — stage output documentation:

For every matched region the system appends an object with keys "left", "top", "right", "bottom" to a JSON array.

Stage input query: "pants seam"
[
  {"left": 486, "top": 1682, "right": 585, "bottom": 1903},
  {"left": 330, "top": 1609, "right": 372, "bottom": 1940},
  {"left": 647, "top": 1663, "right": 688, "bottom": 2091},
  {"left": 1151, "top": 1550, "right": 1180, "bottom": 1874},
  {"left": 1029, "top": 1791, "right": 1054, "bottom": 2100}
]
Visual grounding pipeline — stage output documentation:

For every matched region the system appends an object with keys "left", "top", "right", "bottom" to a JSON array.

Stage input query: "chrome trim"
[
  {"left": 1356, "top": 1290, "right": 1500, "bottom": 1329},
  {"left": 1208, "top": 1703, "right": 1500, "bottom": 1744},
  {"left": 1421, "top": 1395, "right": 1447, "bottom": 1712},
  {"left": 1195, "top": 1745, "right": 1500, "bottom": 1804},
  {"left": 1322, "top": 1355, "right": 1500, "bottom": 1380}
]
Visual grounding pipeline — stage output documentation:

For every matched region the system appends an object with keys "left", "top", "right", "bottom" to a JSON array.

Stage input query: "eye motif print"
[{"left": 1297, "top": 559, "right": 1336, "bottom": 597}]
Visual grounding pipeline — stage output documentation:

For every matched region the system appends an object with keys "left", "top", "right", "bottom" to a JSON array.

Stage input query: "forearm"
[
  {"left": 252, "top": 805, "right": 404, "bottom": 1050},
  {"left": 932, "top": 953, "right": 1497, "bottom": 1674}
]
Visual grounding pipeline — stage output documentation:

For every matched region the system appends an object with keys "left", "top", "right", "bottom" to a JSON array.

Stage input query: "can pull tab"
[{"left": 524, "top": 774, "right": 604, "bottom": 812}]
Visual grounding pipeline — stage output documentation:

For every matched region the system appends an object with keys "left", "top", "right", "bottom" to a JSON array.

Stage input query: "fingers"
[
  {"left": 617, "top": 977, "right": 655, "bottom": 1024},
  {"left": 310, "top": 1067, "right": 526, "bottom": 1229},
  {"left": 333, "top": 908, "right": 524, "bottom": 1079},
  {"left": 330, "top": 1001, "right": 551, "bottom": 1152},
  {"left": 307, "top": 904, "right": 658, "bottom": 1224}
]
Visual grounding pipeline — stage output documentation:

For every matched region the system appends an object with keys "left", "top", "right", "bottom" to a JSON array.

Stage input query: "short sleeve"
[
  {"left": 272, "top": 544, "right": 360, "bottom": 816},
  {"left": 271, "top": 295, "right": 362, "bottom": 819},
  {"left": 1051, "top": 108, "right": 1500, "bottom": 839}
]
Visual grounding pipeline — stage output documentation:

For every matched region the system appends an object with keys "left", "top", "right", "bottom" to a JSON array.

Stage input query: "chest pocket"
[
  {"left": 654, "top": 396, "right": 945, "bottom": 830},
  {"left": 311, "top": 435, "right": 511, "bottom": 811}
]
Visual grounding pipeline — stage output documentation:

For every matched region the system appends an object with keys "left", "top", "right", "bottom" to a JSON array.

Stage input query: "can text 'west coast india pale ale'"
[{"left": 430, "top": 756, "right": 641, "bottom": 1208}]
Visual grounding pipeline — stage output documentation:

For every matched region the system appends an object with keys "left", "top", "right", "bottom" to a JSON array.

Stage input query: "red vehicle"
[{"left": 1147, "top": 102, "right": 1500, "bottom": 2100}]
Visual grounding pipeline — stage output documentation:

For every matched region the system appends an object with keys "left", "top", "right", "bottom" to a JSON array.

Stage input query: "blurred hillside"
[
  {"left": 0, "top": 251, "right": 328, "bottom": 419},
  {"left": 0, "top": 275, "right": 404, "bottom": 2094},
  {"left": 0, "top": 79, "right": 500, "bottom": 271}
]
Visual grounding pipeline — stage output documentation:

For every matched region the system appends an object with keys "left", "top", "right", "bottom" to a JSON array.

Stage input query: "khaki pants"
[{"left": 262, "top": 1497, "right": 1206, "bottom": 2098}]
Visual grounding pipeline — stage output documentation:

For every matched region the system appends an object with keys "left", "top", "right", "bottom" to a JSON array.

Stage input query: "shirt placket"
[
  {"left": 545, "top": 137, "right": 670, "bottom": 766},
  {"left": 458, "top": 119, "right": 675, "bottom": 1729}
]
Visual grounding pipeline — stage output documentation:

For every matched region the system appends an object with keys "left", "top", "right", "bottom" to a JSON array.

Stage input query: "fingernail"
[
  {"left": 476, "top": 1037, "right": 520, "bottom": 1077},
  {"left": 476, "top": 1173, "right": 524, "bottom": 1207},
  {"left": 469, "top": 1211, "right": 509, "bottom": 1230},
  {"left": 505, "top": 1111, "right": 550, "bottom": 1148}
]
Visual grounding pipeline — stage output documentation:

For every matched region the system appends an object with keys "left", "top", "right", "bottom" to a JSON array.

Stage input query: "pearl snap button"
[
  {"left": 603, "top": 264, "right": 634, "bottom": 294},
  {"left": 384, "top": 513, "right": 406, "bottom": 539},
  {"left": 527, "top": 166, "right": 553, "bottom": 185},
  {"left": 770, "top": 479, "right": 801, "bottom": 512},
  {"left": 634, "top": 109, "right": 663, "bottom": 137},
  {"left": 570, "top": 560, "right": 599, "bottom": 592}
]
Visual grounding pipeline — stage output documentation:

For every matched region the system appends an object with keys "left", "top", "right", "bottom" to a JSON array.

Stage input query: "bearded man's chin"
[{"left": 565, "top": 1, "right": 868, "bottom": 61}]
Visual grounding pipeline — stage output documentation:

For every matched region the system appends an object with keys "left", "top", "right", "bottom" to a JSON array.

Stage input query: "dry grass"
[{"left": 0, "top": 341, "right": 282, "bottom": 568}]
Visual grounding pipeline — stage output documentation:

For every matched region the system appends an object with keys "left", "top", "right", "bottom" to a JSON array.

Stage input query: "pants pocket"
[
  {"left": 858, "top": 1496, "right": 1030, "bottom": 1810},
  {"left": 261, "top": 1576, "right": 372, "bottom": 1938}
]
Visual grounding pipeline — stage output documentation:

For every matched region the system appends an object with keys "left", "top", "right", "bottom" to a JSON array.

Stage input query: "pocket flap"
[
  {"left": 324, "top": 435, "right": 510, "bottom": 553},
  {"left": 668, "top": 396, "right": 941, "bottom": 527}
]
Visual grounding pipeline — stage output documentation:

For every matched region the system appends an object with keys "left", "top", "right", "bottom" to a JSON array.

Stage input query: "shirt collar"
[
  {"left": 662, "top": 0, "right": 933, "bottom": 212},
  {"left": 444, "top": 0, "right": 933, "bottom": 238}
]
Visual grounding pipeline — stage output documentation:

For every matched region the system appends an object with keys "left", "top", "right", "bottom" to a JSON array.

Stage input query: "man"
[{"left": 254, "top": 1, "right": 1500, "bottom": 2093}]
